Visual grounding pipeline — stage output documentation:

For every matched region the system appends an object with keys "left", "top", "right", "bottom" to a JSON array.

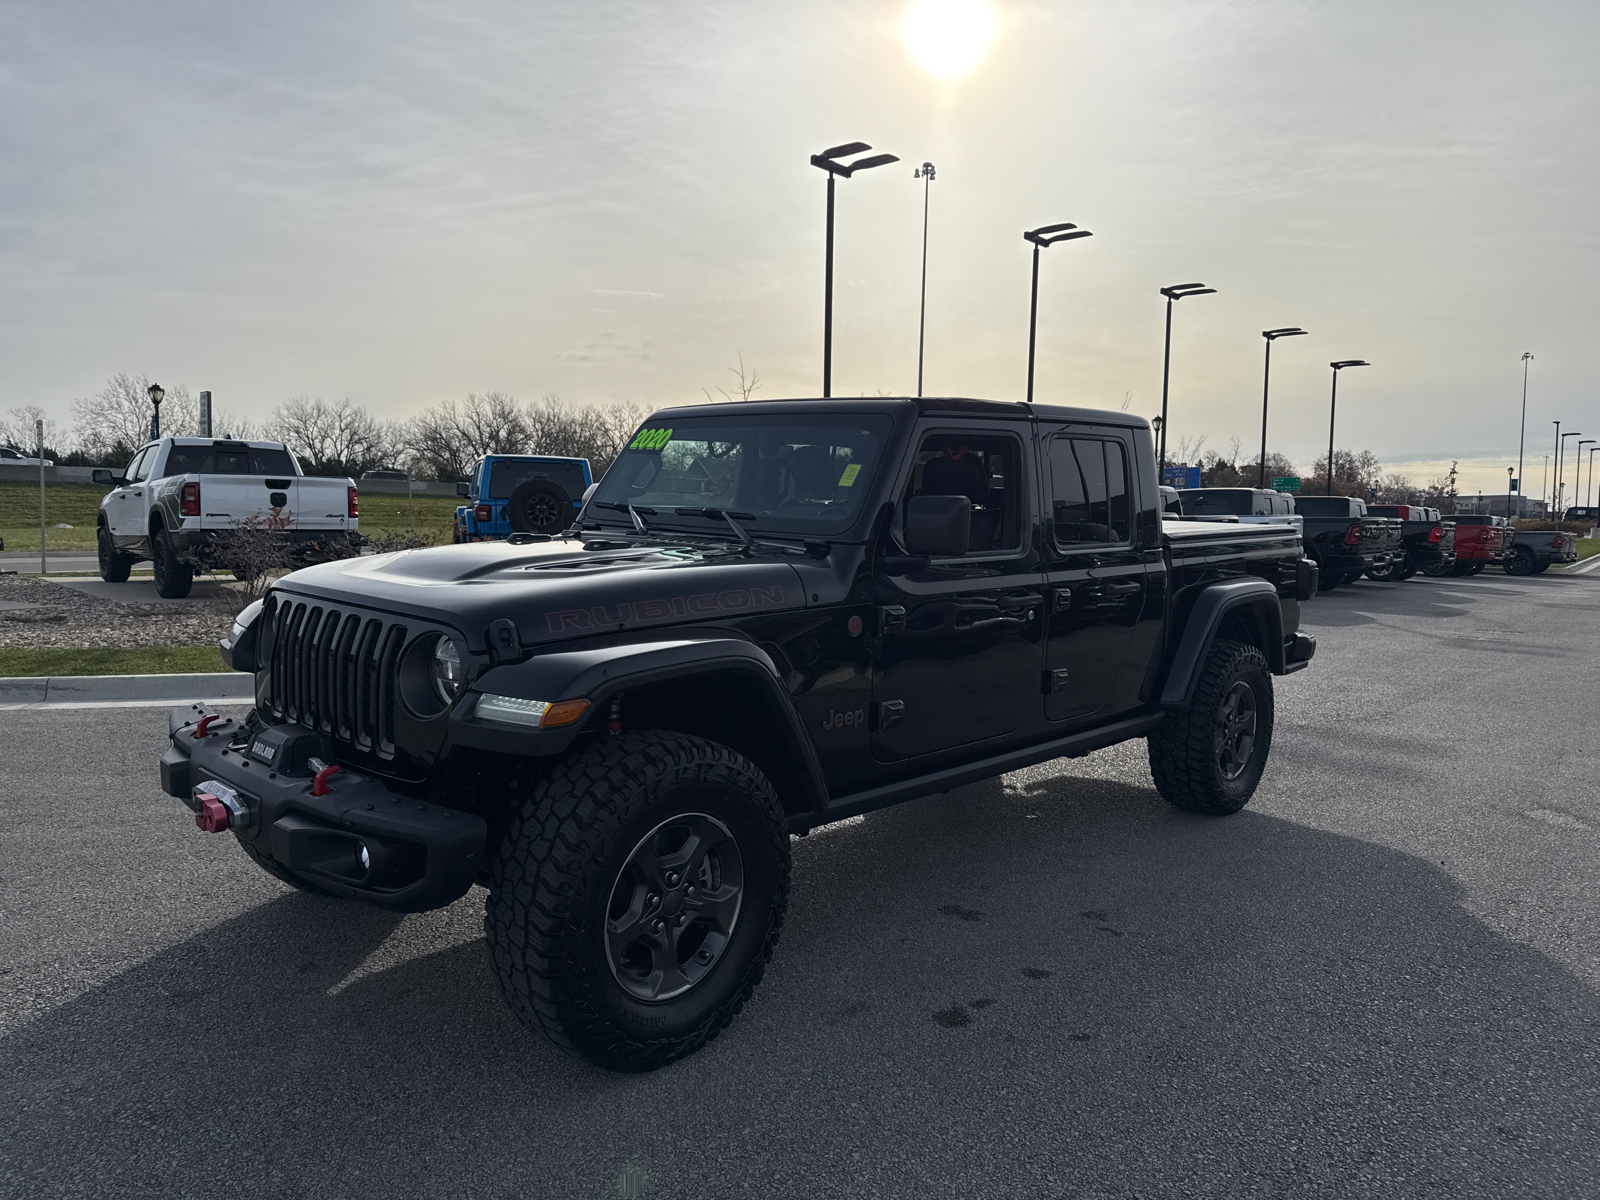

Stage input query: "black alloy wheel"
[
  {"left": 97, "top": 522, "right": 133, "bottom": 583},
  {"left": 151, "top": 524, "right": 194, "bottom": 598},
  {"left": 605, "top": 813, "right": 745, "bottom": 1002},
  {"left": 1365, "top": 558, "right": 1398, "bottom": 582},
  {"left": 1214, "top": 681, "right": 1258, "bottom": 781},
  {"left": 1422, "top": 559, "right": 1454, "bottom": 577},
  {"left": 1503, "top": 549, "right": 1536, "bottom": 576}
]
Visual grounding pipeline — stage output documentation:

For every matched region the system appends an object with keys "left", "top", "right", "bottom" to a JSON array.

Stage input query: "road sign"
[
  {"left": 1163, "top": 465, "right": 1201, "bottom": 489},
  {"left": 1272, "top": 476, "right": 1301, "bottom": 492}
]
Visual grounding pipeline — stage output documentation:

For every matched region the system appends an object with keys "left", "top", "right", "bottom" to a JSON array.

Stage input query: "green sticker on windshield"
[
  {"left": 629, "top": 428, "right": 672, "bottom": 450},
  {"left": 838, "top": 463, "right": 861, "bottom": 487}
]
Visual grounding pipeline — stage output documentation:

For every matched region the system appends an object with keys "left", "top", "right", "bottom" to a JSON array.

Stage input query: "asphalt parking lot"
[{"left": 4, "top": 572, "right": 1599, "bottom": 1199}]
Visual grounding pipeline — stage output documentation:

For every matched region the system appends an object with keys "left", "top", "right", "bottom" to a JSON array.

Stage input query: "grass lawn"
[
  {"left": 1575, "top": 538, "right": 1600, "bottom": 562},
  {"left": 1, "top": 480, "right": 459, "bottom": 552},
  {"left": 0, "top": 645, "right": 228, "bottom": 677}
]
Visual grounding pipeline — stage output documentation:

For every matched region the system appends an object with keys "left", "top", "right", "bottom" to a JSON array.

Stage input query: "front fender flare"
[
  {"left": 448, "top": 630, "right": 829, "bottom": 813},
  {"left": 1159, "top": 577, "right": 1284, "bottom": 711}
]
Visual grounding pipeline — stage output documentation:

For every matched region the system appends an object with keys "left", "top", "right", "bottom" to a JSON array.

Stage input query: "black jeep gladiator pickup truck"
[
  {"left": 1292, "top": 495, "right": 1403, "bottom": 590},
  {"left": 160, "top": 397, "right": 1317, "bottom": 1071}
]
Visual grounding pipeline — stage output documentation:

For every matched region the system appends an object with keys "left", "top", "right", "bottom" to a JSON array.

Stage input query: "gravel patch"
[{"left": 0, "top": 575, "right": 233, "bottom": 649}]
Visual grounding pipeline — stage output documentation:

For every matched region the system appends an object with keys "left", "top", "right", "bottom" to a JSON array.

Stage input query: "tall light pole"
[
  {"left": 1325, "top": 360, "right": 1370, "bottom": 495},
  {"left": 1506, "top": 467, "right": 1515, "bottom": 519},
  {"left": 1560, "top": 430, "right": 1584, "bottom": 517},
  {"left": 1259, "top": 327, "right": 1307, "bottom": 487},
  {"left": 1577, "top": 440, "right": 1596, "bottom": 516},
  {"left": 1543, "top": 454, "right": 1550, "bottom": 516},
  {"left": 913, "top": 162, "right": 935, "bottom": 397},
  {"left": 1157, "top": 283, "right": 1216, "bottom": 472},
  {"left": 1588, "top": 445, "right": 1599, "bottom": 509},
  {"left": 1551, "top": 422, "right": 1561, "bottom": 514},
  {"left": 147, "top": 382, "right": 165, "bottom": 440},
  {"left": 809, "top": 142, "right": 899, "bottom": 398},
  {"left": 37, "top": 417, "right": 46, "bottom": 575},
  {"left": 1022, "top": 223, "right": 1093, "bottom": 405},
  {"left": 1515, "top": 352, "right": 1532, "bottom": 519}
]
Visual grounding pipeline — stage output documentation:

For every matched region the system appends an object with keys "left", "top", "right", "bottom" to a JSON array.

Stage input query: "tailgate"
[
  {"left": 289, "top": 477, "right": 355, "bottom": 532},
  {"left": 198, "top": 474, "right": 300, "bottom": 530}
]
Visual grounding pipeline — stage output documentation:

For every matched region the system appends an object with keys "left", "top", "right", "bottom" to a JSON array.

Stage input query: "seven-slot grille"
[{"left": 265, "top": 598, "right": 407, "bottom": 755}]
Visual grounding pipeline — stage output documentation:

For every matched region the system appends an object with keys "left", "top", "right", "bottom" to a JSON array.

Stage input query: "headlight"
[
  {"left": 475, "top": 693, "right": 591, "bottom": 728},
  {"left": 430, "top": 637, "right": 466, "bottom": 703}
]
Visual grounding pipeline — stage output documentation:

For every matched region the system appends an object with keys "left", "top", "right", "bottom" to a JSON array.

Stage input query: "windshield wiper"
[
  {"left": 592, "top": 501, "right": 655, "bottom": 534},
  {"left": 673, "top": 508, "right": 814, "bottom": 557}
]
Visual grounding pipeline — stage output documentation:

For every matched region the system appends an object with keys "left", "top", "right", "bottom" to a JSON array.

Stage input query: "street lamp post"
[
  {"left": 809, "top": 143, "right": 899, "bottom": 398},
  {"left": 1577, "top": 440, "right": 1596, "bottom": 516},
  {"left": 37, "top": 417, "right": 46, "bottom": 575},
  {"left": 1259, "top": 327, "right": 1308, "bottom": 487},
  {"left": 1157, "top": 283, "right": 1216, "bottom": 472},
  {"left": 1325, "top": 360, "right": 1370, "bottom": 495},
  {"left": 1551, "top": 422, "right": 1561, "bottom": 515},
  {"left": 147, "top": 382, "right": 165, "bottom": 440},
  {"left": 1022, "top": 223, "right": 1093, "bottom": 405},
  {"left": 1515, "top": 352, "right": 1532, "bottom": 520},
  {"left": 913, "top": 162, "right": 935, "bottom": 397},
  {"left": 1560, "top": 430, "right": 1584, "bottom": 517},
  {"left": 1542, "top": 455, "right": 1550, "bottom": 516},
  {"left": 1589, "top": 446, "right": 1599, "bottom": 509},
  {"left": 1506, "top": 467, "right": 1515, "bottom": 519}
]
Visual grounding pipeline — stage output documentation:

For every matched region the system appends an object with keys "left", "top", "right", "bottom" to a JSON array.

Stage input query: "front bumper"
[{"left": 160, "top": 704, "right": 486, "bottom": 912}]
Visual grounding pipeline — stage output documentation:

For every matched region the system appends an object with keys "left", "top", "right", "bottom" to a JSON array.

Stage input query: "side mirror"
[
  {"left": 904, "top": 494, "right": 971, "bottom": 557},
  {"left": 92, "top": 469, "right": 120, "bottom": 486},
  {"left": 456, "top": 481, "right": 471, "bottom": 497}
]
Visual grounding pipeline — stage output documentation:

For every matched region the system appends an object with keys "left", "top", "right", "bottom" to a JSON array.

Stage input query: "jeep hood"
[{"left": 269, "top": 536, "right": 807, "bottom": 651}]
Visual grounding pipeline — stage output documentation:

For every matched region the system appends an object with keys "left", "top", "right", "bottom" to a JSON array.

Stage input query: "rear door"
[{"left": 1039, "top": 429, "right": 1153, "bottom": 723}]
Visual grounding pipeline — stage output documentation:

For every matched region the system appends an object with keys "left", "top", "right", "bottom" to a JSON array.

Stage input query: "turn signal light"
[
  {"left": 180, "top": 481, "right": 201, "bottom": 517},
  {"left": 474, "top": 693, "right": 591, "bottom": 729}
]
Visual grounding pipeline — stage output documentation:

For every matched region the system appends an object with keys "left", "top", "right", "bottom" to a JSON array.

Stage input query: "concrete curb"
[{"left": 0, "top": 672, "right": 254, "bottom": 710}]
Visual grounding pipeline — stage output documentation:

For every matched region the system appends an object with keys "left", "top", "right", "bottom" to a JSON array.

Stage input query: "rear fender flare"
[
  {"left": 1159, "top": 577, "right": 1285, "bottom": 710},
  {"left": 451, "top": 632, "right": 829, "bottom": 815}
]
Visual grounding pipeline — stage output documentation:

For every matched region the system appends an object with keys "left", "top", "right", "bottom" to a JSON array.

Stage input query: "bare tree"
[
  {"left": 0, "top": 405, "right": 60, "bottom": 454},
  {"left": 71, "top": 373, "right": 197, "bottom": 461},
  {"left": 404, "top": 392, "right": 532, "bottom": 481},
  {"left": 1169, "top": 433, "right": 1208, "bottom": 466},
  {"left": 701, "top": 354, "right": 762, "bottom": 404},
  {"left": 269, "top": 397, "right": 401, "bottom": 477}
]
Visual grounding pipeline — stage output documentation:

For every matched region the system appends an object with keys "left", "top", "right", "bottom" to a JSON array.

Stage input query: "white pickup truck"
[{"left": 92, "top": 438, "right": 359, "bottom": 597}]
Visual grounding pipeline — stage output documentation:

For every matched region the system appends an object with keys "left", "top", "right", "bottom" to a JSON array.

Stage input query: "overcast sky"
[{"left": 3, "top": 0, "right": 1596, "bottom": 495}]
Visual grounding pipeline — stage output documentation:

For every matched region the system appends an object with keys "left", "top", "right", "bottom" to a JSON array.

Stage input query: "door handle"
[
  {"left": 1101, "top": 581, "right": 1141, "bottom": 596},
  {"left": 879, "top": 605, "right": 906, "bottom": 635},
  {"left": 996, "top": 591, "right": 1043, "bottom": 612}
]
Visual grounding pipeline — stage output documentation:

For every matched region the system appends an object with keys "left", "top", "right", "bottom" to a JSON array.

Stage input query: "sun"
[{"left": 901, "top": 0, "right": 1000, "bottom": 81}]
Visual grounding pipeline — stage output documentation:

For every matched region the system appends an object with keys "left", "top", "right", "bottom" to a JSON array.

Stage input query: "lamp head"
[
  {"left": 1263, "top": 327, "right": 1307, "bottom": 340},
  {"left": 1330, "top": 360, "right": 1369, "bottom": 370},
  {"left": 810, "top": 143, "right": 899, "bottom": 177},
  {"left": 914, "top": 162, "right": 936, "bottom": 180},
  {"left": 1161, "top": 283, "right": 1215, "bottom": 301},
  {"left": 1024, "top": 223, "right": 1092, "bottom": 248},
  {"left": 147, "top": 383, "right": 165, "bottom": 406}
]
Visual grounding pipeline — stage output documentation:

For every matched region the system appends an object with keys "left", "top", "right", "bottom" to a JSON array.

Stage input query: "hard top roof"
[{"left": 645, "top": 396, "right": 1150, "bottom": 429}]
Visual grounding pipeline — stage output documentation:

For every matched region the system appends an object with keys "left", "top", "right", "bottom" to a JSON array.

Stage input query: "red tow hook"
[
  {"left": 311, "top": 763, "right": 341, "bottom": 797},
  {"left": 193, "top": 714, "right": 222, "bottom": 740},
  {"left": 195, "top": 794, "right": 230, "bottom": 832}
]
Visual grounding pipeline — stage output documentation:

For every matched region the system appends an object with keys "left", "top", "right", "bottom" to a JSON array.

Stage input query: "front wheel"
[
  {"left": 486, "top": 731, "right": 791, "bottom": 1072},
  {"left": 1148, "top": 639, "right": 1273, "bottom": 816},
  {"left": 1422, "top": 559, "right": 1454, "bottom": 577},
  {"left": 97, "top": 522, "right": 134, "bottom": 583},
  {"left": 151, "top": 525, "right": 194, "bottom": 598},
  {"left": 1469, "top": 562, "right": 1486, "bottom": 575}
]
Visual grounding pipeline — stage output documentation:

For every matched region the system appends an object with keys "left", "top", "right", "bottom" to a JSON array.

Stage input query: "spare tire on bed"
[{"left": 506, "top": 478, "right": 572, "bottom": 534}]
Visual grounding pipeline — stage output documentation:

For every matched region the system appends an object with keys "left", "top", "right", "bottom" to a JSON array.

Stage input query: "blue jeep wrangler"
[{"left": 453, "top": 454, "right": 593, "bottom": 541}]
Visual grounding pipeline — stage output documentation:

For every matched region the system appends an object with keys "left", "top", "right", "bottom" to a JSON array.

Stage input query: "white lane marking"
[{"left": 1524, "top": 809, "right": 1592, "bottom": 831}]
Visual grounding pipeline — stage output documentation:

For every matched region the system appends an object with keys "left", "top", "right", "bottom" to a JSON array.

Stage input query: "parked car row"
[{"left": 1171, "top": 487, "right": 1581, "bottom": 591}]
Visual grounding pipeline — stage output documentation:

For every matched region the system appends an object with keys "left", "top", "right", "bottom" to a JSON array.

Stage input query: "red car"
[{"left": 1425, "top": 514, "right": 1505, "bottom": 576}]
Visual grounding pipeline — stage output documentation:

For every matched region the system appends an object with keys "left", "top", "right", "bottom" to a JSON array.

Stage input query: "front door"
[
  {"left": 1039, "top": 430, "right": 1150, "bottom": 723},
  {"left": 106, "top": 445, "right": 154, "bottom": 544},
  {"left": 871, "top": 424, "right": 1045, "bottom": 762}
]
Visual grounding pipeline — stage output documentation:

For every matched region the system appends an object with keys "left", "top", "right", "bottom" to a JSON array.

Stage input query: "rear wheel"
[
  {"left": 1364, "top": 558, "right": 1398, "bottom": 581},
  {"left": 1449, "top": 560, "right": 1474, "bottom": 577},
  {"left": 507, "top": 479, "right": 572, "bottom": 535},
  {"left": 1343, "top": 569, "right": 1365, "bottom": 585},
  {"left": 1504, "top": 548, "right": 1536, "bottom": 576},
  {"left": 151, "top": 524, "right": 194, "bottom": 598},
  {"left": 1148, "top": 639, "right": 1273, "bottom": 816},
  {"left": 1469, "top": 562, "right": 1486, "bottom": 575},
  {"left": 1422, "top": 559, "right": 1454, "bottom": 577},
  {"left": 97, "top": 522, "right": 134, "bottom": 583},
  {"left": 486, "top": 730, "right": 790, "bottom": 1072}
]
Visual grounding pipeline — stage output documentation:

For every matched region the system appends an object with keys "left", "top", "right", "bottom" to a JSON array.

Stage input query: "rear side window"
[
  {"left": 127, "top": 447, "right": 154, "bottom": 481},
  {"left": 163, "top": 444, "right": 297, "bottom": 476},
  {"left": 1047, "top": 437, "right": 1130, "bottom": 544}
]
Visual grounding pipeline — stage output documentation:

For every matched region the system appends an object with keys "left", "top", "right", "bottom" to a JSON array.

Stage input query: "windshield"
[
  {"left": 590, "top": 414, "right": 893, "bottom": 535},
  {"left": 1179, "top": 490, "right": 1254, "bottom": 516}
]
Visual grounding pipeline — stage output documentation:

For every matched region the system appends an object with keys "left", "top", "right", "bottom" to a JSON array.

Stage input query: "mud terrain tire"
[{"left": 1147, "top": 639, "right": 1273, "bottom": 816}]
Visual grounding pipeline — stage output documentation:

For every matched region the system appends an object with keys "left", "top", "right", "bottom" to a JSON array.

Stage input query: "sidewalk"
[{"left": 0, "top": 672, "right": 253, "bottom": 710}]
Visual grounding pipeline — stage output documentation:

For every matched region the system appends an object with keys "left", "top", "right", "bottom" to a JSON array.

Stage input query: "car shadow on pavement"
[{"left": 5, "top": 772, "right": 1600, "bottom": 1198}]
